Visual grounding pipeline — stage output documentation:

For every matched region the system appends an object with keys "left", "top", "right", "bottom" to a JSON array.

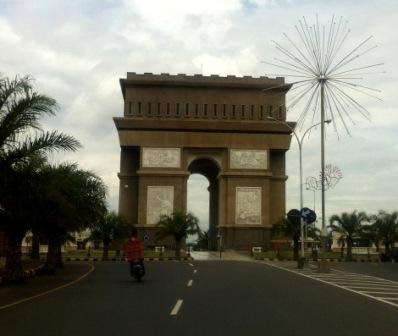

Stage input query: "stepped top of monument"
[
  {"left": 117, "top": 72, "right": 292, "bottom": 126},
  {"left": 120, "top": 72, "right": 289, "bottom": 97}
]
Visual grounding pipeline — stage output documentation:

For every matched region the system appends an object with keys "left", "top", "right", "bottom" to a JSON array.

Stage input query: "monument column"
[{"left": 208, "top": 180, "right": 219, "bottom": 251}]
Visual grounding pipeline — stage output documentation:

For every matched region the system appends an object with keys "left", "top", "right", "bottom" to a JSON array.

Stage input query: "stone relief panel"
[
  {"left": 142, "top": 148, "right": 180, "bottom": 168},
  {"left": 146, "top": 186, "right": 174, "bottom": 225},
  {"left": 230, "top": 150, "right": 267, "bottom": 169},
  {"left": 235, "top": 187, "right": 262, "bottom": 225}
]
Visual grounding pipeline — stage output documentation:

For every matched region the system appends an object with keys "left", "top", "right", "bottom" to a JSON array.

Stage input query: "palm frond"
[
  {"left": 2, "top": 131, "right": 81, "bottom": 166},
  {"left": 0, "top": 75, "right": 32, "bottom": 113},
  {"left": 0, "top": 93, "right": 57, "bottom": 147}
]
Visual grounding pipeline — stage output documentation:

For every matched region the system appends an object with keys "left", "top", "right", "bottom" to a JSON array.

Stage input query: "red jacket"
[{"left": 124, "top": 237, "right": 144, "bottom": 261}]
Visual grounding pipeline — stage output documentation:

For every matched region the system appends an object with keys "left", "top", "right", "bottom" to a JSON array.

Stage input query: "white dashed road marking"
[
  {"left": 193, "top": 269, "right": 197, "bottom": 274},
  {"left": 188, "top": 263, "right": 194, "bottom": 267},
  {"left": 170, "top": 299, "right": 183, "bottom": 316},
  {"left": 187, "top": 279, "right": 193, "bottom": 287}
]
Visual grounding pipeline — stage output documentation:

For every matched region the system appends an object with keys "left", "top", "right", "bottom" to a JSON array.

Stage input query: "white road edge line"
[
  {"left": 170, "top": 299, "right": 183, "bottom": 316},
  {"left": 361, "top": 291, "right": 398, "bottom": 295},
  {"left": 310, "top": 274, "right": 378, "bottom": 279},
  {"left": 342, "top": 286, "right": 398, "bottom": 290},
  {"left": 262, "top": 262, "right": 398, "bottom": 309},
  {"left": 328, "top": 281, "right": 398, "bottom": 287},
  {"left": 187, "top": 279, "right": 193, "bottom": 287},
  {"left": 0, "top": 264, "right": 95, "bottom": 311}
]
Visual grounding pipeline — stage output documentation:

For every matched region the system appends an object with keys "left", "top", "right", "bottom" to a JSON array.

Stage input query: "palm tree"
[
  {"left": 329, "top": 211, "right": 367, "bottom": 261},
  {"left": 336, "top": 234, "right": 346, "bottom": 259},
  {"left": 196, "top": 230, "right": 209, "bottom": 251},
  {"left": 1, "top": 155, "right": 44, "bottom": 281},
  {"left": 156, "top": 212, "right": 200, "bottom": 259},
  {"left": 375, "top": 211, "right": 398, "bottom": 255},
  {"left": 272, "top": 216, "right": 300, "bottom": 261},
  {"left": 0, "top": 75, "right": 80, "bottom": 282},
  {"left": 36, "top": 163, "right": 107, "bottom": 272},
  {"left": 0, "top": 76, "right": 80, "bottom": 165},
  {"left": 360, "top": 215, "right": 382, "bottom": 252},
  {"left": 88, "top": 211, "right": 129, "bottom": 261}
]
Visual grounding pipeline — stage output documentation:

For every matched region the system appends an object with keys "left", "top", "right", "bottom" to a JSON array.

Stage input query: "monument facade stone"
[
  {"left": 146, "top": 186, "right": 174, "bottom": 225},
  {"left": 142, "top": 148, "right": 180, "bottom": 168},
  {"left": 230, "top": 149, "right": 267, "bottom": 169},
  {"left": 235, "top": 187, "right": 262, "bottom": 225}
]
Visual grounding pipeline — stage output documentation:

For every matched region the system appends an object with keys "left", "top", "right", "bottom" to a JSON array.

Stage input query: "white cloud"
[{"left": 1, "top": 0, "right": 397, "bottom": 220}]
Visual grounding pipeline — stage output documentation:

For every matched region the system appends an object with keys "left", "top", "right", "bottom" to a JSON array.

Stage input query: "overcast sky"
[{"left": 1, "top": 0, "right": 397, "bottom": 231}]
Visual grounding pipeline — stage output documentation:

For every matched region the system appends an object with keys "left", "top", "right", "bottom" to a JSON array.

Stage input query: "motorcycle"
[{"left": 130, "top": 261, "right": 145, "bottom": 282}]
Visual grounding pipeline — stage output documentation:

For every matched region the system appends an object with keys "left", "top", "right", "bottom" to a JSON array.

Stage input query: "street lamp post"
[{"left": 267, "top": 117, "right": 331, "bottom": 260}]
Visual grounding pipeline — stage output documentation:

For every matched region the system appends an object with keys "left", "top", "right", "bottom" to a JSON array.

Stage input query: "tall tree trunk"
[
  {"left": 44, "top": 237, "right": 58, "bottom": 274},
  {"left": 55, "top": 243, "right": 63, "bottom": 268},
  {"left": 4, "top": 230, "right": 25, "bottom": 283},
  {"left": 375, "top": 242, "right": 380, "bottom": 252},
  {"left": 340, "top": 242, "right": 345, "bottom": 259},
  {"left": 30, "top": 231, "right": 40, "bottom": 259},
  {"left": 175, "top": 239, "right": 181, "bottom": 260},
  {"left": 346, "top": 237, "right": 353, "bottom": 261},
  {"left": 102, "top": 239, "right": 110, "bottom": 261},
  {"left": 385, "top": 242, "right": 391, "bottom": 256},
  {"left": 293, "top": 235, "right": 299, "bottom": 261}
]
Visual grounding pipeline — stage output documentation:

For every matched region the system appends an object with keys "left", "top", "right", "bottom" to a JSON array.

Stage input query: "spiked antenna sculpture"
[{"left": 264, "top": 15, "right": 383, "bottom": 239}]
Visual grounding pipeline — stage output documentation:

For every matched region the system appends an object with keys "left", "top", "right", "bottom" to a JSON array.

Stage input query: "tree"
[
  {"left": 272, "top": 216, "right": 300, "bottom": 261},
  {"left": 196, "top": 230, "right": 208, "bottom": 251},
  {"left": 336, "top": 234, "right": 346, "bottom": 259},
  {"left": 360, "top": 215, "right": 382, "bottom": 252},
  {"left": 156, "top": 212, "right": 200, "bottom": 259},
  {"left": 375, "top": 211, "right": 398, "bottom": 255},
  {"left": 1, "top": 155, "right": 45, "bottom": 281},
  {"left": 36, "top": 163, "right": 107, "bottom": 272},
  {"left": 88, "top": 211, "right": 129, "bottom": 261},
  {"left": 0, "top": 75, "right": 80, "bottom": 282},
  {"left": 329, "top": 211, "right": 367, "bottom": 261}
]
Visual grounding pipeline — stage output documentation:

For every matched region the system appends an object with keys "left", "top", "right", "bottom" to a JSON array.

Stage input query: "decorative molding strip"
[{"left": 137, "top": 170, "right": 189, "bottom": 177}]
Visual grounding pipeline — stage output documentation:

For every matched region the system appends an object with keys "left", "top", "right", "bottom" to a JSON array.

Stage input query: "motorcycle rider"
[{"left": 124, "top": 227, "right": 145, "bottom": 278}]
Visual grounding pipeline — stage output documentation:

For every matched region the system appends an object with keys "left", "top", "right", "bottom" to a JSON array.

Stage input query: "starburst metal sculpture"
[
  {"left": 264, "top": 15, "right": 383, "bottom": 246},
  {"left": 264, "top": 15, "right": 384, "bottom": 135}
]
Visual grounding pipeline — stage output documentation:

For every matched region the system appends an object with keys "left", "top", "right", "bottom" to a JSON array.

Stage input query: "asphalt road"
[{"left": 1, "top": 261, "right": 398, "bottom": 336}]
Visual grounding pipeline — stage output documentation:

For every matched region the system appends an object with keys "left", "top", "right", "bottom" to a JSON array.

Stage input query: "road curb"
[
  {"left": 253, "top": 257, "right": 380, "bottom": 263},
  {"left": 0, "top": 263, "right": 45, "bottom": 286},
  {"left": 63, "top": 257, "right": 191, "bottom": 262}
]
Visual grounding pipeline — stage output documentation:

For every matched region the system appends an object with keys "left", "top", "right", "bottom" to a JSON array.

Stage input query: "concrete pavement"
[{"left": 190, "top": 250, "right": 252, "bottom": 261}]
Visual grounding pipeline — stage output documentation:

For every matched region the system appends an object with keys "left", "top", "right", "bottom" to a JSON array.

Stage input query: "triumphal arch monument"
[{"left": 114, "top": 72, "right": 293, "bottom": 250}]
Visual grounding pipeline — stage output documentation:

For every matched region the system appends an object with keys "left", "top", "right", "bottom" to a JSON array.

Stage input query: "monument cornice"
[
  {"left": 114, "top": 117, "right": 295, "bottom": 134},
  {"left": 120, "top": 72, "right": 292, "bottom": 98}
]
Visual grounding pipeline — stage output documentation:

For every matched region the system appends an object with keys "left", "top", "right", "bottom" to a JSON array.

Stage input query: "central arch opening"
[{"left": 187, "top": 158, "right": 220, "bottom": 251}]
